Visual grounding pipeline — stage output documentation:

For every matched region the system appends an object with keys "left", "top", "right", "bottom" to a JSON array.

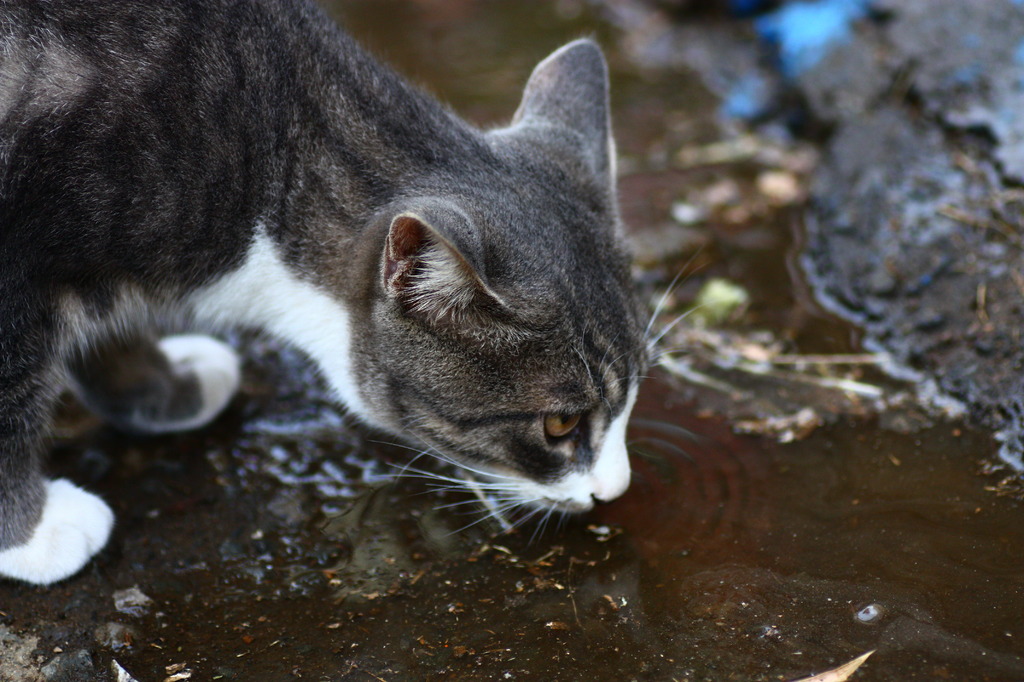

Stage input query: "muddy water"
[{"left": 3, "top": 2, "right": 1023, "bottom": 681}]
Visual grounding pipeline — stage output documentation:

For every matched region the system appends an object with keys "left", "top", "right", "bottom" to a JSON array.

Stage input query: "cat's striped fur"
[{"left": 0, "top": 0, "right": 646, "bottom": 584}]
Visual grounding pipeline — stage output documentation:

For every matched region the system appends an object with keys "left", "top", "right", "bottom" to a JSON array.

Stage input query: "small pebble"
[
  {"left": 94, "top": 622, "right": 138, "bottom": 651},
  {"left": 113, "top": 587, "right": 154, "bottom": 617},
  {"left": 855, "top": 603, "right": 885, "bottom": 624},
  {"left": 42, "top": 650, "right": 94, "bottom": 682},
  {"left": 112, "top": 660, "right": 141, "bottom": 682},
  {"left": 702, "top": 178, "right": 740, "bottom": 207},
  {"left": 756, "top": 170, "right": 801, "bottom": 205},
  {"left": 670, "top": 201, "right": 707, "bottom": 225}
]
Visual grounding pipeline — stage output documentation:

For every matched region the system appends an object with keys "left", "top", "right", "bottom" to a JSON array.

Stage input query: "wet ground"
[{"left": 3, "top": 2, "right": 1024, "bottom": 681}]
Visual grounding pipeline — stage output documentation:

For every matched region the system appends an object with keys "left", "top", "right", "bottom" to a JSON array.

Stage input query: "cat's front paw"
[
  {"left": 0, "top": 479, "right": 114, "bottom": 585},
  {"left": 157, "top": 334, "right": 241, "bottom": 431}
]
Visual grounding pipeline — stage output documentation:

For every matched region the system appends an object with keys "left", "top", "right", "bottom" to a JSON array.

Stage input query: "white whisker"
[
  {"left": 433, "top": 495, "right": 520, "bottom": 511},
  {"left": 647, "top": 303, "right": 706, "bottom": 351},
  {"left": 449, "top": 497, "right": 535, "bottom": 535},
  {"left": 643, "top": 247, "right": 706, "bottom": 341},
  {"left": 530, "top": 506, "right": 557, "bottom": 543}
]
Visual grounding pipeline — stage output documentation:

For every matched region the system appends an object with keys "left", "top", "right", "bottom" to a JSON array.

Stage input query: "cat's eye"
[{"left": 544, "top": 413, "right": 582, "bottom": 440}]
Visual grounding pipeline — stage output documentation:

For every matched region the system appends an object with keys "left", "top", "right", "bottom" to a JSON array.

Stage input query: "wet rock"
[
  {"left": 614, "top": 0, "right": 1024, "bottom": 464},
  {"left": 797, "top": 36, "right": 891, "bottom": 123},
  {"left": 41, "top": 650, "right": 94, "bottom": 682},
  {"left": 621, "top": 0, "right": 1024, "bottom": 466},
  {"left": 914, "top": 310, "right": 946, "bottom": 332},
  {"left": 795, "top": 0, "right": 1024, "bottom": 466},
  {"left": 0, "top": 625, "right": 43, "bottom": 682},
  {"left": 95, "top": 622, "right": 139, "bottom": 651},
  {"left": 865, "top": 269, "right": 897, "bottom": 297},
  {"left": 112, "top": 660, "right": 141, "bottom": 682},
  {"left": 112, "top": 586, "right": 154, "bottom": 617},
  {"left": 974, "top": 337, "right": 997, "bottom": 358},
  {"left": 883, "top": 1, "right": 1024, "bottom": 181}
]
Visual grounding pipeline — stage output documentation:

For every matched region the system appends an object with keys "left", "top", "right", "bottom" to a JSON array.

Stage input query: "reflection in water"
[
  {"left": 607, "top": 379, "right": 775, "bottom": 565},
  {"left": 600, "top": 375, "right": 1024, "bottom": 680}
]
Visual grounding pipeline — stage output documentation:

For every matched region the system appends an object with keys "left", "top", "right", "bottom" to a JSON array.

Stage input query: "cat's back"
[
  {"left": 0, "top": 0, "right": 336, "bottom": 283},
  {"left": 2, "top": 2, "right": 217, "bottom": 120},
  {"left": 0, "top": 0, "right": 328, "bottom": 135},
  {"left": 0, "top": 0, "right": 476, "bottom": 267}
]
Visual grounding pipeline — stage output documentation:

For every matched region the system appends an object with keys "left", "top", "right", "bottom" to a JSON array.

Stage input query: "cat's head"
[{"left": 353, "top": 40, "right": 647, "bottom": 515}]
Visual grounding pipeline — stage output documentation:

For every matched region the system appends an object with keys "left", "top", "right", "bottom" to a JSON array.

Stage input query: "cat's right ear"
[{"left": 382, "top": 202, "right": 505, "bottom": 329}]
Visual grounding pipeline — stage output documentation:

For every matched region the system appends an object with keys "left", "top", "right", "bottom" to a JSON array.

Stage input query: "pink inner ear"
[{"left": 384, "top": 215, "right": 426, "bottom": 290}]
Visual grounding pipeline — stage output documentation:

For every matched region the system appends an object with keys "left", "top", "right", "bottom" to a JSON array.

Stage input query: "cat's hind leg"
[{"left": 68, "top": 334, "right": 241, "bottom": 434}]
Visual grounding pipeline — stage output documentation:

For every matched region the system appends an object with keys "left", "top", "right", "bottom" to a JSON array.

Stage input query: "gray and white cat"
[{"left": 0, "top": 0, "right": 646, "bottom": 585}]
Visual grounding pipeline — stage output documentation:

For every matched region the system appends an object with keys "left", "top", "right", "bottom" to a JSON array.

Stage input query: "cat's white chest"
[{"left": 189, "top": 227, "right": 375, "bottom": 426}]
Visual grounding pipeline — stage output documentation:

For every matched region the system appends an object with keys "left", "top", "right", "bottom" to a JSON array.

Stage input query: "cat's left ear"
[
  {"left": 382, "top": 199, "right": 505, "bottom": 328},
  {"left": 512, "top": 39, "right": 614, "bottom": 182}
]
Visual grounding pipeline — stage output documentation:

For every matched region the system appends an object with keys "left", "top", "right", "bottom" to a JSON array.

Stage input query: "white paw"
[
  {"left": 156, "top": 334, "right": 241, "bottom": 432},
  {"left": 0, "top": 479, "right": 114, "bottom": 585}
]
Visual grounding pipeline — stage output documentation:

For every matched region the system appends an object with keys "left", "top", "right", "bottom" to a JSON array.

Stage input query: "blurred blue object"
[
  {"left": 721, "top": 73, "right": 772, "bottom": 119},
  {"left": 756, "top": 0, "right": 872, "bottom": 76}
]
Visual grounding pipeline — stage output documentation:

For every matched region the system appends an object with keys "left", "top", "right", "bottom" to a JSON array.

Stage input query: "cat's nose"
[
  {"left": 588, "top": 463, "right": 630, "bottom": 503},
  {"left": 588, "top": 438, "right": 631, "bottom": 503},
  {"left": 590, "top": 479, "right": 628, "bottom": 503}
]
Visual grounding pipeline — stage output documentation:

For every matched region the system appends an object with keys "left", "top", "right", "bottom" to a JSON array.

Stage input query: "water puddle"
[{"left": 2, "top": 2, "right": 1022, "bottom": 681}]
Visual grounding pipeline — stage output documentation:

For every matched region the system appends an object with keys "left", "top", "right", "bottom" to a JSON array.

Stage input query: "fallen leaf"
[
  {"left": 163, "top": 669, "right": 193, "bottom": 682},
  {"left": 790, "top": 650, "right": 875, "bottom": 682},
  {"left": 734, "top": 407, "right": 823, "bottom": 442}
]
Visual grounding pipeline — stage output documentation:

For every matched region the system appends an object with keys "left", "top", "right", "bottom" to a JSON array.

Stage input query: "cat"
[{"left": 0, "top": 0, "right": 647, "bottom": 585}]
